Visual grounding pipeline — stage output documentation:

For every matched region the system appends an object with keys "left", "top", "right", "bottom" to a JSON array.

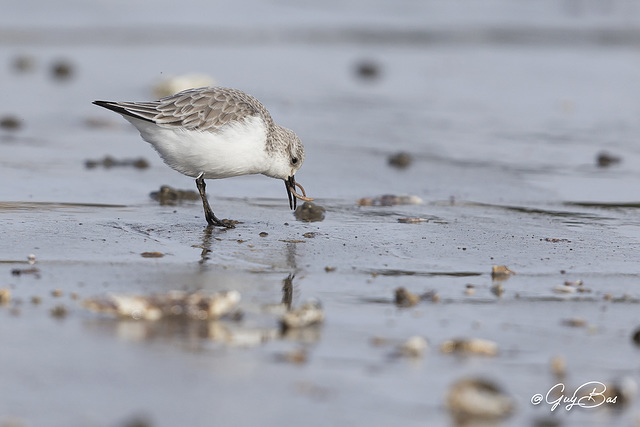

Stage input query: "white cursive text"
[{"left": 531, "top": 382, "right": 617, "bottom": 411}]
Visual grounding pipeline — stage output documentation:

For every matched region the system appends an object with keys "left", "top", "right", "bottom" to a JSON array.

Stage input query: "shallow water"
[{"left": 2, "top": 1, "right": 640, "bottom": 426}]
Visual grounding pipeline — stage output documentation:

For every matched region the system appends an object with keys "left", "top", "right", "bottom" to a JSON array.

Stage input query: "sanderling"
[{"left": 93, "top": 86, "right": 312, "bottom": 228}]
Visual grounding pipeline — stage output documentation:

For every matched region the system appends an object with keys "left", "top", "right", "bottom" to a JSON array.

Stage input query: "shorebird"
[{"left": 93, "top": 86, "right": 312, "bottom": 228}]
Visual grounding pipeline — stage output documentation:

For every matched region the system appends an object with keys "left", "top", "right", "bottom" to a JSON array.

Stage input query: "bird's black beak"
[{"left": 285, "top": 176, "right": 297, "bottom": 210}]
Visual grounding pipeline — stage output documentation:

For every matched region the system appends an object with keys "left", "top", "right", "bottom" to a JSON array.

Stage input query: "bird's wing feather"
[
  {"left": 97, "top": 87, "right": 265, "bottom": 132},
  {"left": 154, "top": 87, "right": 262, "bottom": 131}
]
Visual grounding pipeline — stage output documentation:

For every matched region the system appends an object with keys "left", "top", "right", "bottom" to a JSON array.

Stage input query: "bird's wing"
[{"left": 96, "top": 87, "right": 264, "bottom": 132}]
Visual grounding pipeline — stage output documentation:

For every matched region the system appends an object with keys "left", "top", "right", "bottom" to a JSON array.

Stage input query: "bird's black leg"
[{"left": 195, "top": 173, "right": 235, "bottom": 228}]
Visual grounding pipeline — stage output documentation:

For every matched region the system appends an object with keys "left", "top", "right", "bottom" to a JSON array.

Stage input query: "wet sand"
[{"left": 2, "top": 1, "right": 640, "bottom": 426}]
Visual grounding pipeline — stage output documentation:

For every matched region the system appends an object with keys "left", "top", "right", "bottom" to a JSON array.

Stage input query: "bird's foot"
[{"left": 205, "top": 212, "right": 238, "bottom": 229}]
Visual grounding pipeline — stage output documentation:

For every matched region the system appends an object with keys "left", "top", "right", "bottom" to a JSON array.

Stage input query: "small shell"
[
  {"left": 83, "top": 290, "right": 241, "bottom": 321},
  {"left": 397, "top": 217, "right": 429, "bottom": 224},
  {"left": 281, "top": 301, "right": 324, "bottom": 330},
  {"left": 394, "top": 287, "right": 420, "bottom": 307},
  {"left": 447, "top": 378, "right": 514, "bottom": 421},
  {"left": 553, "top": 285, "right": 577, "bottom": 294},
  {"left": 441, "top": 338, "right": 498, "bottom": 356},
  {"left": 153, "top": 73, "right": 217, "bottom": 98},
  {"left": 0, "top": 288, "right": 11, "bottom": 305},
  {"left": 398, "top": 336, "right": 428, "bottom": 358},
  {"left": 550, "top": 355, "right": 566, "bottom": 378},
  {"left": 562, "top": 317, "right": 586, "bottom": 327}
]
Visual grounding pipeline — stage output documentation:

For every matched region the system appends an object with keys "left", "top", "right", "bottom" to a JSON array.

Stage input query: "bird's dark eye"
[{"left": 292, "top": 157, "right": 298, "bottom": 165}]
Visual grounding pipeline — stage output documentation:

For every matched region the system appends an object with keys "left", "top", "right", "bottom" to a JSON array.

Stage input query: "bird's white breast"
[{"left": 127, "top": 115, "right": 269, "bottom": 179}]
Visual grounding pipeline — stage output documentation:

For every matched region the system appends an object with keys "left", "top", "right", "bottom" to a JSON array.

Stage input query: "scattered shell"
[
  {"left": 464, "top": 284, "right": 476, "bottom": 296},
  {"left": 51, "top": 289, "right": 63, "bottom": 298},
  {"left": 0, "top": 115, "right": 22, "bottom": 131},
  {"left": 28, "top": 254, "right": 36, "bottom": 265},
  {"left": 397, "top": 336, "right": 428, "bottom": 358},
  {"left": 140, "top": 252, "right": 164, "bottom": 258},
  {"left": 491, "top": 265, "right": 515, "bottom": 280},
  {"left": 550, "top": 355, "right": 566, "bottom": 379},
  {"left": 397, "top": 217, "right": 429, "bottom": 224},
  {"left": 281, "top": 300, "right": 324, "bottom": 331},
  {"left": 603, "top": 377, "right": 637, "bottom": 407},
  {"left": 50, "top": 59, "right": 74, "bottom": 81},
  {"left": 394, "top": 287, "right": 420, "bottom": 307},
  {"left": 596, "top": 151, "right": 621, "bottom": 168},
  {"left": 324, "top": 266, "right": 336, "bottom": 273},
  {"left": 30, "top": 296, "right": 42, "bottom": 305},
  {"left": 357, "top": 194, "right": 423, "bottom": 207},
  {"left": 446, "top": 378, "right": 514, "bottom": 422},
  {"left": 209, "top": 324, "right": 278, "bottom": 347},
  {"left": 149, "top": 185, "right": 199, "bottom": 206},
  {"left": 85, "top": 155, "right": 149, "bottom": 169},
  {"left": 83, "top": 290, "right": 241, "bottom": 321},
  {"left": 303, "top": 232, "right": 316, "bottom": 238},
  {"left": 553, "top": 284, "right": 577, "bottom": 294},
  {"left": 544, "top": 238, "right": 571, "bottom": 243},
  {"left": 0, "top": 288, "right": 11, "bottom": 305},
  {"left": 562, "top": 317, "right": 586, "bottom": 327},
  {"left": 50, "top": 305, "right": 68, "bottom": 318},
  {"left": 388, "top": 152, "right": 413, "bottom": 169},
  {"left": 259, "top": 232, "right": 269, "bottom": 237},
  {"left": 153, "top": 73, "right": 217, "bottom": 98},
  {"left": 294, "top": 202, "right": 326, "bottom": 222},
  {"left": 441, "top": 338, "right": 499, "bottom": 356},
  {"left": 564, "top": 279, "right": 583, "bottom": 287}
]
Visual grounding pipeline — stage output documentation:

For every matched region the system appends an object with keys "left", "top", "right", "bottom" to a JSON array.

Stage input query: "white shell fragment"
[
  {"left": 398, "top": 336, "right": 428, "bottom": 358},
  {"left": 280, "top": 300, "right": 324, "bottom": 330},
  {"left": 447, "top": 378, "right": 514, "bottom": 421},
  {"left": 554, "top": 279, "right": 588, "bottom": 294},
  {"left": 208, "top": 323, "right": 279, "bottom": 347},
  {"left": 153, "top": 73, "right": 217, "bottom": 98},
  {"left": 441, "top": 338, "right": 499, "bottom": 356},
  {"left": 553, "top": 284, "right": 577, "bottom": 294},
  {"left": 83, "top": 290, "right": 241, "bottom": 321}
]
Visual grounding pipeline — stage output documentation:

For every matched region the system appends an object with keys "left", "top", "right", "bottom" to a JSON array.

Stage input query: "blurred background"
[{"left": 2, "top": 1, "right": 640, "bottom": 426}]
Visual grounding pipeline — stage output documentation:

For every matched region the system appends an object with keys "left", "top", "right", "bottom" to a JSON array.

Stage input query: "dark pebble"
[
  {"left": 294, "top": 202, "right": 326, "bottom": 222},
  {"left": 388, "top": 152, "right": 413, "bottom": 169},
  {"left": 0, "top": 116, "right": 22, "bottom": 131},
  {"left": 355, "top": 60, "right": 381, "bottom": 80},
  {"left": 596, "top": 151, "right": 621, "bottom": 168},
  {"left": 51, "top": 59, "right": 74, "bottom": 81}
]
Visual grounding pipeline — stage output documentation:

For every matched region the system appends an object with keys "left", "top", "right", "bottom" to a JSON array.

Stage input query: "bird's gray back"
[{"left": 109, "top": 87, "right": 275, "bottom": 133}]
